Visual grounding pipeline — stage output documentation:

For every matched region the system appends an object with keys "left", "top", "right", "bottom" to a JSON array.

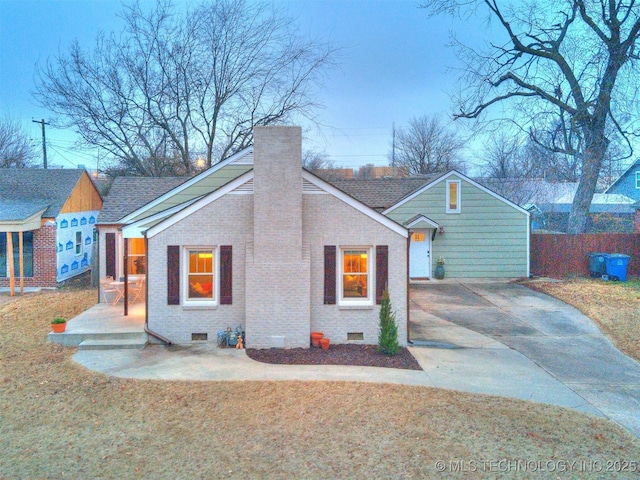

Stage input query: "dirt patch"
[
  {"left": 524, "top": 278, "right": 640, "bottom": 361},
  {"left": 247, "top": 344, "right": 422, "bottom": 370},
  {"left": 2, "top": 288, "right": 640, "bottom": 479}
]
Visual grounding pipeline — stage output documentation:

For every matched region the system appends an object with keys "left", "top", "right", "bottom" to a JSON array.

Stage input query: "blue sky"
[{"left": 0, "top": 0, "right": 477, "bottom": 171}]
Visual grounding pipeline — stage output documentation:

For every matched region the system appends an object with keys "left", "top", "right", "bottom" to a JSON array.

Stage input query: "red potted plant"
[{"left": 51, "top": 317, "right": 67, "bottom": 333}]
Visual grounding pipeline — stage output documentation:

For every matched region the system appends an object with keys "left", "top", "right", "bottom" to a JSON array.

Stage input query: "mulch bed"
[{"left": 246, "top": 344, "right": 422, "bottom": 370}]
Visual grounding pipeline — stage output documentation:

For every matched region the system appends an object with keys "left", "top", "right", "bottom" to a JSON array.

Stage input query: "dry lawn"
[
  {"left": 1, "top": 288, "right": 640, "bottom": 479},
  {"left": 527, "top": 278, "right": 640, "bottom": 362}
]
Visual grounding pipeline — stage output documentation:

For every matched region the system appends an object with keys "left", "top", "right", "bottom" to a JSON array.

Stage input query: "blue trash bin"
[{"left": 604, "top": 254, "right": 631, "bottom": 282}]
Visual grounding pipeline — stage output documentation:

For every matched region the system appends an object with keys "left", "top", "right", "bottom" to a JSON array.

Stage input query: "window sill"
[
  {"left": 182, "top": 304, "right": 218, "bottom": 311},
  {"left": 338, "top": 304, "right": 375, "bottom": 310}
]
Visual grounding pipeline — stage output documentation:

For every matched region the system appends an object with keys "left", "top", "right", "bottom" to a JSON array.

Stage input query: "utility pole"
[
  {"left": 391, "top": 122, "right": 396, "bottom": 170},
  {"left": 32, "top": 118, "right": 49, "bottom": 169}
]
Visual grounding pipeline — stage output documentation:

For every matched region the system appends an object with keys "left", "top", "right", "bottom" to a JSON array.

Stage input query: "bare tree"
[
  {"left": 422, "top": 0, "right": 640, "bottom": 232},
  {"left": 35, "top": 0, "right": 335, "bottom": 176},
  {"left": 393, "top": 115, "right": 465, "bottom": 175},
  {"left": 302, "top": 149, "right": 334, "bottom": 171},
  {"left": 0, "top": 117, "right": 37, "bottom": 168}
]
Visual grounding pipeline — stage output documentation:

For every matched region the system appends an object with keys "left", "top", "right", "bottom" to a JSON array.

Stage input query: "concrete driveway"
[{"left": 410, "top": 279, "right": 640, "bottom": 437}]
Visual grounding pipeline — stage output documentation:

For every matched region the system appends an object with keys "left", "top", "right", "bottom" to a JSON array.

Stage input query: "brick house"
[
  {"left": 98, "top": 126, "right": 408, "bottom": 348},
  {"left": 0, "top": 169, "right": 103, "bottom": 293}
]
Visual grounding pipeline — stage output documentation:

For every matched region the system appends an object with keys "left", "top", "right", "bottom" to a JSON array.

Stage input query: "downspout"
[
  {"left": 123, "top": 234, "right": 128, "bottom": 316},
  {"left": 406, "top": 232, "right": 411, "bottom": 345},
  {"left": 142, "top": 231, "right": 172, "bottom": 346}
]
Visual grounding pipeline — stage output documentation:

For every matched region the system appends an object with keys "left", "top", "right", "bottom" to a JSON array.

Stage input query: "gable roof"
[
  {"left": 383, "top": 170, "right": 530, "bottom": 216},
  {"left": 98, "top": 176, "right": 187, "bottom": 224},
  {"left": 330, "top": 176, "right": 441, "bottom": 211},
  {"left": 146, "top": 169, "right": 408, "bottom": 239},
  {"left": 604, "top": 158, "right": 640, "bottom": 193},
  {"left": 0, "top": 168, "right": 86, "bottom": 221}
]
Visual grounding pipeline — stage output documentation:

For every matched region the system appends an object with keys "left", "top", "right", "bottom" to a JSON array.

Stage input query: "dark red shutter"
[
  {"left": 105, "top": 232, "right": 116, "bottom": 278},
  {"left": 376, "top": 245, "right": 388, "bottom": 305},
  {"left": 220, "top": 245, "right": 232, "bottom": 305},
  {"left": 167, "top": 245, "right": 180, "bottom": 305},
  {"left": 324, "top": 246, "right": 336, "bottom": 305}
]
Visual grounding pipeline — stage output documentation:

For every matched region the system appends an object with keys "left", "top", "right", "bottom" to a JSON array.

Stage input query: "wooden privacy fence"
[{"left": 530, "top": 234, "right": 640, "bottom": 278}]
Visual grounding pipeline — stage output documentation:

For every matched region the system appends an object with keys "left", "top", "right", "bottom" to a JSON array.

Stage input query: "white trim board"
[
  {"left": 383, "top": 170, "right": 530, "bottom": 217},
  {"left": 118, "top": 147, "right": 254, "bottom": 223},
  {"left": 121, "top": 196, "right": 204, "bottom": 238},
  {"left": 404, "top": 214, "right": 439, "bottom": 229}
]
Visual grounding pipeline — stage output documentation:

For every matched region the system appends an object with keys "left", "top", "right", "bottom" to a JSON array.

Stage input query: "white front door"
[{"left": 409, "top": 229, "right": 431, "bottom": 278}]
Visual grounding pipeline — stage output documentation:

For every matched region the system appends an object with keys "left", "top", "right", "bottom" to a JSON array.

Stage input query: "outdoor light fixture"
[{"left": 439, "top": 225, "right": 445, "bottom": 234}]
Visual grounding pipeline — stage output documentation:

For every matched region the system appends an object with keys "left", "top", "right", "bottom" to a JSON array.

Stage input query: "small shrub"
[
  {"left": 52, "top": 317, "right": 66, "bottom": 324},
  {"left": 378, "top": 290, "right": 399, "bottom": 355}
]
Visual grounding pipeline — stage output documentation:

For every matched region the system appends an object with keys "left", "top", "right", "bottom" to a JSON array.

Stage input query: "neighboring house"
[
  {"left": 97, "top": 127, "right": 408, "bottom": 348},
  {"left": 0, "top": 169, "right": 103, "bottom": 293},
  {"left": 604, "top": 158, "right": 640, "bottom": 201},
  {"left": 530, "top": 192, "right": 636, "bottom": 233},
  {"left": 365, "top": 174, "right": 530, "bottom": 279}
]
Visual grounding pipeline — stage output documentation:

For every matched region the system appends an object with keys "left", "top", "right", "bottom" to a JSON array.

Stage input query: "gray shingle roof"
[
  {"left": 330, "top": 176, "right": 441, "bottom": 210},
  {"left": 0, "top": 168, "right": 86, "bottom": 221},
  {"left": 98, "top": 176, "right": 188, "bottom": 223}
]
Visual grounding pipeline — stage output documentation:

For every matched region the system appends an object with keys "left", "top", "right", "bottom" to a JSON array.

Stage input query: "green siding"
[
  {"left": 387, "top": 174, "right": 529, "bottom": 278},
  {"left": 128, "top": 164, "right": 252, "bottom": 222}
]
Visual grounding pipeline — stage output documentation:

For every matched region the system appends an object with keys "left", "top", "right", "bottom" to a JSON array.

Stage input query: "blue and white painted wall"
[{"left": 55, "top": 211, "right": 100, "bottom": 282}]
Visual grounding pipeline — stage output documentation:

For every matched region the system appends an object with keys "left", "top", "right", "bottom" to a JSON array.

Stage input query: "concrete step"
[
  {"left": 79, "top": 338, "right": 147, "bottom": 350},
  {"left": 49, "top": 331, "right": 147, "bottom": 347}
]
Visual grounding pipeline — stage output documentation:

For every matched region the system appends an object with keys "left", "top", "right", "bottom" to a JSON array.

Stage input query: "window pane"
[
  {"left": 75, "top": 231, "right": 82, "bottom": 255},
  {"left": 188, "top": 250, "right": 214, "bottom": 299},
  {"left": 342, "top": 249, "right": 368, "bottom": 299},
  {"left": 343, "top": 274, "right": 367, "bottom": 298},
  {"left": 449, "top": 182, "right": 458, "bottom": 210},
  {"left": 127, "top": 239, "right": 146, "bottom": 274},
  {"left": 0, "top": 232, "right": 33, "bottom": 278},
  {"left": 127, "top": 255, "right": 146, "bottom": 275},
  {"left": 344, "top": 251, "right": 367, "bottom": 273},
  {"left": 129, "top": 238, "right": 146, "bottom": 255},
  {"left": 188, "top": 274, "right": 214, "bottom": 298}
]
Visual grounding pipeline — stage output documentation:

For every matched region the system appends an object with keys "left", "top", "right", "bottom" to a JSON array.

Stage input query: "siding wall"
[
  {"left": 386, "top": 174, "right": 529, "bottom": 278},
  {"left": 606, "top": 165, "right": 640, "bottom": 201}
]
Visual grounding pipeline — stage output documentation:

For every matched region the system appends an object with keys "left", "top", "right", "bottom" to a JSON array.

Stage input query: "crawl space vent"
[
  {"left": 192, "top": 333, "right": 208, "bottom": 341},
  {"left": 347, "top": 332, "right": 364, "bottom": 341}
]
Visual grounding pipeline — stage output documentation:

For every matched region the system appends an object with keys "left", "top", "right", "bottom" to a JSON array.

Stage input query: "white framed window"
[
  {"left": 635, "top": 171, "right": 640, "bottom": 189},
  {"left": 339, "top": 246, "right": 373, "bottom": 306},
  {"left": 183, "top": 247, "right": 218, "bottom": 305},
  {"left": 75, "top": 231, "right": 83, "bottom": 256},
  {"left": 446, "top": 180, "right": 461, "bottom": 213}
]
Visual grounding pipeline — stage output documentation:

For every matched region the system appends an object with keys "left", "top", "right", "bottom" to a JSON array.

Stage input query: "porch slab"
[{"left": 48, "top": 302, "right": 146, "bottom": 347}]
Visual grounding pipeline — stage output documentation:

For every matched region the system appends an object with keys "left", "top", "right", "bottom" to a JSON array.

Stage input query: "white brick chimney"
[{"left": 245, "top": 126, "right": 311, "bottom": 348}]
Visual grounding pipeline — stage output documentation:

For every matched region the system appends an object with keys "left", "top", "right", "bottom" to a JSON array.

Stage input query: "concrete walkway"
[
  {"left": 71, "top": 279, "right": 640, "bottom": 437},
  {"left": 70, "top": 282, "right": 640, "bottom": 436},
  {"left": 410, "top": 279, "right": 640, "bottom": 438}
]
